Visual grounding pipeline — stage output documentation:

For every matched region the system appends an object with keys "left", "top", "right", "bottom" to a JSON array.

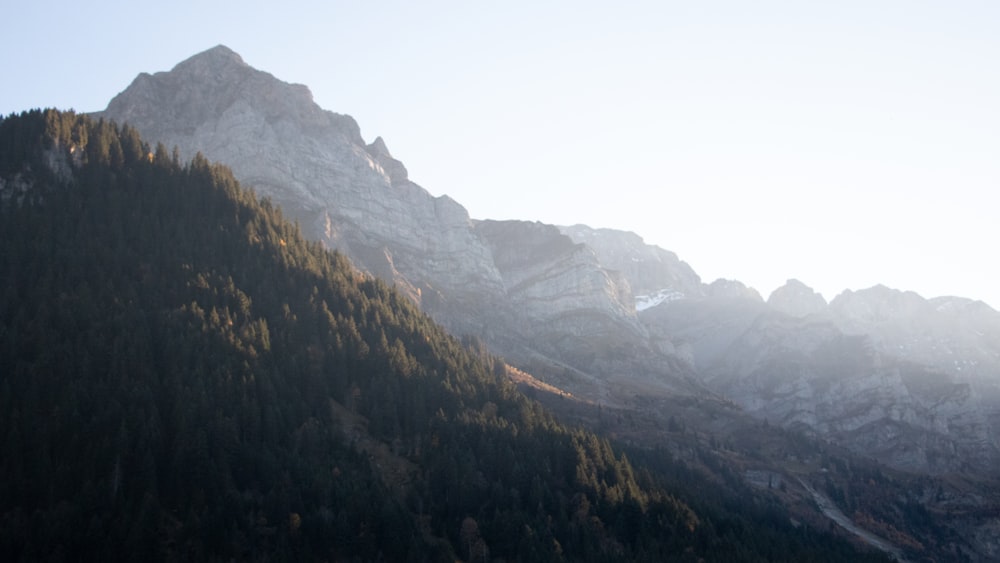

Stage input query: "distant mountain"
[
  {"left": 829, "top": 286, "right": 1000, "bottom": 382},
  {"left": 768, "top": 279, "right": 828, "bottom": 318},
  {"left": 558, "top": 224, "right": 705, "bottom": 302},
  {"left": 642, "top": 279, "right": 1000, "bottom": 474}
]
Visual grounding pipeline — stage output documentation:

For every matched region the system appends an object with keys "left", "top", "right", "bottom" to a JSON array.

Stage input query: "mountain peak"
[
  {"left": 174, "top": 44, "right": 247, "bottom": 71},
  {"left": 98, "top": 45, "right": 364, "bottom": 159},
  {"left": 365, "top": 136, "right": 409, "bottom": 184},
  {"left": 706, "top": 279, "right": 763, "bottom": 302},
  {"left": 366, "top": 136, "right": 392, "bottom": 158},
  {"left": 767, "top": 278, "right": 827, "bottom": 317},
  {"left": 829, "top": 284, "right": 929, "bottom": 323}
]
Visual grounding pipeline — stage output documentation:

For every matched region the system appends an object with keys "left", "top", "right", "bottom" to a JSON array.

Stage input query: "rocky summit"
[{"left": 98, "top": 45, "right": 506, "bottom": 332}]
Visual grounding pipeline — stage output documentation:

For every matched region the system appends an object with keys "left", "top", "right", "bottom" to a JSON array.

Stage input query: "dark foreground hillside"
[{"left": 0, "top": 110, "right": 891, "bottom": 562}]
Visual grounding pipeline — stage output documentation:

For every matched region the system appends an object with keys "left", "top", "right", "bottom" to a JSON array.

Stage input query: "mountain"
[
  {"left": 558, "top": 224, "right": 706, "bottom": 307},
  {"left": 96, "top": 44, "right": 1000, "bottom": 475},
  {"left": 829, "top": 286, "right": 1000, "bottom": 383},
  {"left": 98, "top": 45, "right": 506, "bottom": 334},
  {"left": 96, "top": 44, "right": 701, "bottom": 405},
  {"left": 87, "top": 45, "right": 1000, "bottom": 557},
  {"left": 0, "top": 109, "right": 908, "bottom": 562},
  {"left": 641, "top": 279, "right": 1000, "bottom": 474}
]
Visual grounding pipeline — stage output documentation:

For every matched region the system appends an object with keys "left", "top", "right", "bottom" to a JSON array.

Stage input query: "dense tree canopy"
[{"left": 0, "top": 110, "right": 892, "bottom": 561}]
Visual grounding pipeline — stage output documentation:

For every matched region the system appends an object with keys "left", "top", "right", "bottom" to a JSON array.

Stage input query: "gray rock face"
[
  {"left": 706, "top": 279, "right": 764, "bottom": 301},
  {"left": 767, "top": 279, "right": 828, "bottom": 318},
  {"left": 829, "top": 286, "right": 1000, "bottom": 381},
  {"left": 96, "top": 45, "right": 505, "bottom": 334},
  {"left": 476, "top": 221, "right": 639, "bottom": 352},
  {"left": 704, "top": 312, "right": 995, "bottom": 473},
  {"left": 473, "top": 220, "right": 701, "bottom": 396},
  {"left": 642, "top": 289, "right": 1000, "bottom": 473},
  {"left": 479, "top": 221, "right": 636, "bottom": 323},
  {"left": 640, "top": 295, "right": 769, "bottom": 372},
  {"left": 558, "top": 225, "right": 705, "bottom": 302}
]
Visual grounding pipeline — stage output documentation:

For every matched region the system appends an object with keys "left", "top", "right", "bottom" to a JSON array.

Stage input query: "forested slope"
[{"left": 0, "top": 110, "right": 890, "bottom": 562}]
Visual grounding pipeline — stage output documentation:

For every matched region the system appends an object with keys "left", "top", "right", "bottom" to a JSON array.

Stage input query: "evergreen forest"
[{"left": 0, "top": 110, "right": 893, "bottom": 561}]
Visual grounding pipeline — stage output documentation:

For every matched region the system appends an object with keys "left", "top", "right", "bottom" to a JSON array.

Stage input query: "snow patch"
[{"left": 636, "top": 288, "right": 685, "bottom": 311}]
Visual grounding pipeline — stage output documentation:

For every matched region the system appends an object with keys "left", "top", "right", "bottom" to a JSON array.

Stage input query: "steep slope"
[
  {"left": 474, "top": 220, "right": 700, "bottom": 398},
  {"left": 96, "top": 45, "right": 506, "bottom": 336},
  {"left": 1, "top": 109, "right": 904, "bottom": 562},
  {"left": 558, "top": 224, "right": 706, "bottom": 309},
  {"left": 95, "top": 45, "right": 704, "bottom": 403}
]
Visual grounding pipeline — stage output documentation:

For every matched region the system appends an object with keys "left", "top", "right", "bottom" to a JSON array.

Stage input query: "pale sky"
[{"left": 4, "top": 1, "right": 998, "bottom": 309}]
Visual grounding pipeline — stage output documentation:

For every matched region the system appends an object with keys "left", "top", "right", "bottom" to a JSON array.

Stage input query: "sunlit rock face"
[{"left": 97, "top": 45, "right": 506, "bottom": 334}]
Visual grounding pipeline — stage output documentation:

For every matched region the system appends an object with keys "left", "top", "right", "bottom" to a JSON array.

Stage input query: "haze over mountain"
[
  {"left": 2, "top": 41, "right": 999, "bottom": 560},
  {"left": 5, "top": 2, "right": 999, "bottom": 312},
  {"left": 96, "top": 46, "right": 705, "bottom": 404},
  {"left": 95, "top": 46, "right": 1000, "bottom": 481}
]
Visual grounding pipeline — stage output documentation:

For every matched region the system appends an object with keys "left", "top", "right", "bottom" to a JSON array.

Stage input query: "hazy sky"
[{"left": 4, "top": 1, "right": 998, "bottom": 308}]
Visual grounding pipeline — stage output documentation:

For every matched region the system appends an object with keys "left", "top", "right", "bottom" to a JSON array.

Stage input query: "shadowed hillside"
[{"left": 0, "top": 110, "right": 895, "bottom": 562}]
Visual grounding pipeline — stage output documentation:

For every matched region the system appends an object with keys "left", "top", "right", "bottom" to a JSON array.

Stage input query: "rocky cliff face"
[
  {"left": 476, "top": 221, "right": 638, "bottom": 358},
  {"left": 702, "top": 312, "right": 996, "bottom": 473},
  {"left": 474, "top": 220, "right": 702, "bottom": 397},
  {"left": 558, "top": 225, "right": 705, "bottom": 305},
  {"left": 641, "top": 280, "right": 1000, "bottom": 473},
  {"left": 478, "top": 221, "right": 637, "bottom": 326},
  {"left": 96, "top": 45, "right": 506, "bottom": 335},
  {"left": 829, "top": 286, "right": 1000, "bottom": 382}
]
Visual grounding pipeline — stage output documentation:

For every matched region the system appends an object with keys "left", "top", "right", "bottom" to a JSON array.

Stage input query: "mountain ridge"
[{"left": 94, "top": 45, "right": 1000, "bottom": 482}]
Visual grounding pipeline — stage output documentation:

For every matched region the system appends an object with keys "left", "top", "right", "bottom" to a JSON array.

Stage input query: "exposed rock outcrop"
[{"left": 559, "top": 224, "right": 705, "bottom": 301}]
